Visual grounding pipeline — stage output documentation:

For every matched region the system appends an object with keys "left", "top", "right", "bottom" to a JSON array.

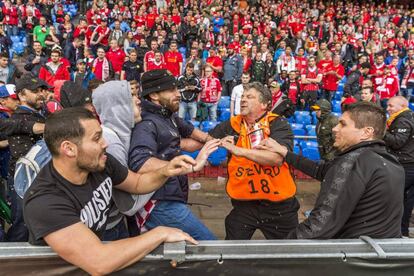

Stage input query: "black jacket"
[
  {"left": 384, "top": 109, "right": 414, "bottom": 166},
  {"left": 8, "top": 106, "right": 45, "bottom": 175},
  {"left": 128, "top": 100, "right": 195, "bottom": 202},
  {"left": 24, "top": 52, "right": 48, "bottom": 76},
  {"left": 177, "top": 73, "right": 201, "bottom": 103},
  {"left": 286, "top": 140, "right": 404, "bottom": 239},
  {"left": 343, "top": 70, "right": 362, "bottom": 98}
]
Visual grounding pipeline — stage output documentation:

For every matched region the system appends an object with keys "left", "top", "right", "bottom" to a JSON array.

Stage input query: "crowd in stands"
[{"left": 1, "top": 0, "right": 414, "bottom": 242}]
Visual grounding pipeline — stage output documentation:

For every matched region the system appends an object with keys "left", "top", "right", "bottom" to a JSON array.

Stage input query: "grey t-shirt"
[{"left": 0, "top": 66, "right": 9, "bottom": 83}]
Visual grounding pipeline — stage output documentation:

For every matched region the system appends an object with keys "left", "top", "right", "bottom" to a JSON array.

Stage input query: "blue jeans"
[
  {"left": 5, "top": 178, "right": 28, "bottom": 242},
  {"left": 205, "top": 102, "right": 218, "bottom": 122},
  {"left": 145, "top": 201, "right": 216, "bottom": 240},
  {"left": 179, "top": 101, "right": 197, "bottom": 120}
]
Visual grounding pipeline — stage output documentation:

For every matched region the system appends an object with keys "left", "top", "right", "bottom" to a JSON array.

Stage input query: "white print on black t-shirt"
[{"left": 80, "top": 177, "right": 112, "bottom": 230}]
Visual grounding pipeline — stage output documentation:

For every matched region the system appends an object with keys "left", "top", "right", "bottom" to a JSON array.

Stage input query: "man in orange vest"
[{"left": 209, "top": 82, "right": 299, "bottom": 240}]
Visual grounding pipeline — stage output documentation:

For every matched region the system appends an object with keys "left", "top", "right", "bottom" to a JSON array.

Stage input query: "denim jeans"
[
  {"left": 179, "top": 101, "right": 197, "bottom": 120},
  {"left": 102, "top": 219, "right": 129, "bottom": 241},
  {"left": 145, "top": 201, "right": 216, "bottom": 240},
  {"left": 205, "top": 102, "right": 218, "bottom": 122}
]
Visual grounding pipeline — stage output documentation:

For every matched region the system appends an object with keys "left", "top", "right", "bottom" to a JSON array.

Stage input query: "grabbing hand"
[
  {"left": 163, "top": 155, "right": 197, "bottom": 177},
  {"left": 220, "top": 136, "right": 239, "bottom": 155},
  {"left": 256, "top": 138, "right": 288, "bottom": 157},
  {"left": 193, "top": 139, "right": 221, "bottom": 171}
]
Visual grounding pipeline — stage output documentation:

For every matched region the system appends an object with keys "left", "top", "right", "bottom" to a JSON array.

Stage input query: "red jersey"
[
  {"left": 205, "top": 56, "right": 223, "bottom": 78},
  {"left": 106, "top": 48, "right": 126, "bottom": 73},
  {"left": 301, "top": 67, "right": 322, "bottom": 92},
  {"left": 144, "top": 51, "right": 165, "bottom": 71},
  {"left": 2, "top": 6, "right": 18, "bottom": 26},
  {"left": 147, "top": 60, "right": 166, "bottom": 71},
  {"left": 287, "top": 81, "right": 299, "bottom": 103},
  {"left": 323, "top": 64, "right": 345, "bottom": 91},
  {"left": 146, "top": 13, "right": 157, "bottom": 29},
  {"left": 370, "top": 63, "right": 386, "bottom": 90},
  {"left": 295, "top": 56, "right": 308, "bottom": 74},
  {"left": 200, "top": 77, "right": 222, "bottom": 103},
  {"left": 93, "top": 26, "right": 110, "bottom": 46},
  {"left": 164, "top": 51, "right": 183, "bottom": 77},
  {"left": 377, "top": 75, "right": 399, "bottom": 99},
  {"left": 134, "top": 15, "right": 146, "bottom": 27}
]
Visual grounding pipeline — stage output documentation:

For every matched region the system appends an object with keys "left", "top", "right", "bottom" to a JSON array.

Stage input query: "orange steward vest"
[{"left": 227, "top": 113, "right": 296, "bottom": 202}]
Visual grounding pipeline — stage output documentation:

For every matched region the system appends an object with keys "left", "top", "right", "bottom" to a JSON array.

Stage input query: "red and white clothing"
[
  {"left": 2, "top": 5, "right": 19, "bottom": 26},
  {"left": 93, "top": 25, "right": 110, "bottom": 46},
  {"left": 144, "top": 51, "right": 165, "bottom": 71},
  {"left": 322, "top": 63, "right": 345, "bottom": 91},
  {"left": 370, "top": 63, "right": 386, "bottom": 91},
  {"left": 147, "top": 60, "right": 166, "bottom": 71},
  {"left": 200, "top": 77, "right": 222, "bottom": 103},
  {"left": 287, "top": 81, "right": 300, "bottom": 103},
  {"left": 39, "top": 62, "right": 70, "bottom": 87},
  {"left": 164, "top": 51, "right": 183, "bottom": 77},
  {"left": 301, "top": 67, "right": 322, "bottom": 92},
  {"left": 205, "top": 56, "right": 223, "bottom": 78},
  {"left": 106, "top": 48, "right": 126, "bottom": 74},
  {"left": 376, "top": 75, "right": 399, "bottom": 100},
  {"left": 295, "top": 56, "right": 308, "bottom": 74},
  {"left": 401, "top": 67, "right": 414, "bottom": 89}
]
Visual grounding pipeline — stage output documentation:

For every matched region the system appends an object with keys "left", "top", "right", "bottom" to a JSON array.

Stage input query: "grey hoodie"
[{"left": 93, "top": 80, "right": 154, "bottom": 216}]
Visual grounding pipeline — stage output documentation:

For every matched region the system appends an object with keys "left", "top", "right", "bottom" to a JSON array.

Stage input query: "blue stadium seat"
[
  {"left": 288, "top": 116, "right": 295, "bottom": 124},
  {"left": 293, "top": 145, "right": 301, "bottom": 154},
  {"left": 300, "top": 140, "right": 319, "bottom": 149},
  {"left": 305, "top": 125, "right": 316, "bottom": 136},
  {"left": 218, "top": 108, "right": 231, "bottom": 122},
  {"left": 208, "top": 147, "right": 228, "bottom": 166},
  {"left": 182, "top": 150, "right": 199, "bottom": 160},
  {"left": 302, "top": 147, "right": 320, "bottom": 161},
  {"left": 337, "top": 83, "right": 344, "bottom": 92},
  {"left": 332, "top": 100, "right": 341, "bottom": 113},
  {"left": 218, "top": 96, "right": 231, "bottom": 109},
  {"left": 311, "top": 111, "right": 318, "bottom": 124},
  {"left": 293, "top": 128, "right": 306, "bottom": 136},
  {"left": 190, "top": 120, "right": 200, "bottom": 128},
  {"left": 11, "top": 36, "right": 20, "bottom": 44},
  {"left": 332, "top": 112, "right": 341, "bottom": 118},
  {"left": 201, "top": 121, "right": 218, "bottom": 132},
  {"left": 410, "top": 103, "right": 414, "bottom": 111},
  {"left": 333, "top": 91, "right": 343, "bottom": 101},
  {"left": 294, "top": 111, "right": 311, "bottom": 125}
]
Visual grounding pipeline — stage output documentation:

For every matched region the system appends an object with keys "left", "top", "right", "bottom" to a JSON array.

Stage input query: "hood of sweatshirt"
[{"left": 92, "top": 80, "right": 134, "bottom": 151}]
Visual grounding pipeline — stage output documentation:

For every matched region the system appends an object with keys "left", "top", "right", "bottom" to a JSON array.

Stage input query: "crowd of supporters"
[{"left": 1, "top": 0, "right": 414, "bottom": 241}]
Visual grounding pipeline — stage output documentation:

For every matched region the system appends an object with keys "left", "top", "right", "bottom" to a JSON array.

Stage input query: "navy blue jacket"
[{"left": 128, "top": 100, "right": 194, "bottom": 202}]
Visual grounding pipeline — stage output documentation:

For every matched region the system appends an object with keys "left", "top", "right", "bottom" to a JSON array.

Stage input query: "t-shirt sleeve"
[
  {"left": 24, "top": 192, "right": 80, "bottom": 242},
  {"left": 269, "top": 117, "right": 294, "bottom": 151},
  {"left": 105, "top": 153, "right": 129, "bottom": 186}
]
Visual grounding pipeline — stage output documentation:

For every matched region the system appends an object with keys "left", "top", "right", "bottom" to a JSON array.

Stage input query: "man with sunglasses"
[{"left": 4, "top": 74, "right": 49, "bottom": 242}]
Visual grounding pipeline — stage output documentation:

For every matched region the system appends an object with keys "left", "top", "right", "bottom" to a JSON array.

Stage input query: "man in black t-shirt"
[
  {"left": 23, "top": 107, "right": 201, "bottom": 275},
  {"left": 121, "top": 49, "right": 143, "bottom": 82}
]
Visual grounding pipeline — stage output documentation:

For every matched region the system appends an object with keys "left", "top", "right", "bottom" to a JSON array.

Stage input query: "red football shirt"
[{"left": 164, "top": 51, "right": 183, "bottom": 77}]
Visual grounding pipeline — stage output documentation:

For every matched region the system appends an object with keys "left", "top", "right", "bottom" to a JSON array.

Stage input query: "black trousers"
[
  {"left": 300, "top": 90, "right": 318, "bottom": 110},
  {"left": 402, "top": 165, "right": 414, "bottom": 236},
  {"left": 223, "top": 80, "right": 237, "bottom": 97},
  {"left": 225, "top": 197, "right": 300, "bottom": 240}
]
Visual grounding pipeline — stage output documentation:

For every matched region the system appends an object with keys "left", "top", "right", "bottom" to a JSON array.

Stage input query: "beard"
[
  {"left": 159, "top": 96, "right": 180, "bottom": 113},
  {"left": 77, "top": 149, "right": 106, "bottom": 173}
]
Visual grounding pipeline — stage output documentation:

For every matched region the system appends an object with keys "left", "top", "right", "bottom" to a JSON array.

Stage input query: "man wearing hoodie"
[
  {"left": 311, "top": 99, "right": 339, "bottom": 161},
  {"left": 129, "top": 69, "right": 219, "bottom": 240}
]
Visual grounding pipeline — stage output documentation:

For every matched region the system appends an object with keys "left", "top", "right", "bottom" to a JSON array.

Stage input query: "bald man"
[{"left": 384, "top": 96, "right": 414, "bottom": 237}]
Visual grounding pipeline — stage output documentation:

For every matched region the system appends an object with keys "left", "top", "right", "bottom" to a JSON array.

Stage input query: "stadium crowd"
[{"left": 0, "top": 0, "right": 414, "bottom": 271}]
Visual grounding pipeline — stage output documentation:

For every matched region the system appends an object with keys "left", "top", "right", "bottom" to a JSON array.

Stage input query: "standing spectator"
[
  {"left": 311, "top": 99, "right": 339, "bottom": 161},
  {"left": 384, "top": 96, "right": 414, "bottom": 238},
  {"left": 90, "top": 18, "right": 111, "bottom": 53},
  {"left": 164, "top": 41, "right": 183, "bottom": 77},
  {"left": 2, "top": 1, "right": 19, "bottom": 37},
  {"left": 121, "top": 49, "right": 143, "bottom": 82},
  {"left": 0, "top": 24, "right": 12, "bottom": 56},
  {"left": 344, "top": 62, "right": 371, "bottom": 99},
  {"left": 230, "top": 72, "right": 250, "bottom": 116},
  {"left": 222, "top": 44, "right": 243, "bottom": 96},
  {"left": 24, "top": 41, "right": 48, "bottom": 76},
  {"left": 177, "top": 63, "right": 201, "bottom": 121},
  {"left": 250, "top": 52, "right": 267, "bottom": 84},
  {"left": 106, "top": 39, "right": 126, "bottom": 79},
  {"left": 147, "top": 50, "right": 166, "bottom": 71},
  {"left": 186, "top": 48, "right": 203, "bottom": 77},
  {"left": 370, "top": 54, "right": 387, "bottom": 95},
  {"left": 6, "top": 75, "right": 48, "bottom": 242},
  {"left": 276, "top": 46, "right": 296, "bottom": 75},
  {"left": 360, "top": 86, "right": 381, "bottom": 106},
  {"left": 0, "top": 52, "right": 21, "bottom": 84},
  {"left": 401, "top": 57, "right": 414, "bottom": 101},
  {"left": 300, "top": 56, "right": 322, "bottom": 109},
  {"left": 108, "top": 20, "right": 124, "bottom": 45},
  {"left": 63, "top": 37, "right": 84, "bottom": 72},
  {"left": 264, "top": 52, "right": 277, "bottom": 84},
  {"left": 322, "top": 55, "right": 345, "bottom": 101},
  {"left": 91, "top": 47, "right": 114, "bottom": 82},
  {"left": 38, "top": 50, "right": 70, "bottom": 87},
  {"left": 33, "top": 17, "right": 50, "bottom": 48},
  {"left": 71, "top": 59, "right": 95, "bottom": 89},
  {"left": 376, "top": 67, "right": 399, "bottom": 108},
  {"left": 281, "top": 71, "right": 301, "bottom": 106},
  {"left": 199, "top": 64, "right": 222, "bottom": 122},
  {"left": 144, "top": 39, "right": 163, "bottom": 72},
  {"left": 205, "top": 47, "right": 223, "bottom": 79}
]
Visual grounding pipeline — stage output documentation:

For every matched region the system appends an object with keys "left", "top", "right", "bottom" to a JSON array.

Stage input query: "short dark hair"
[
  {"left": 245, "top": 82, "right": 272, "bottom": 110},
  {"left": 361, "top": 86, "right": 374, "bottom": 94},
  {"left": 88, "top": 79, "right": 104, "bottom": 92},
  {"left": 344, "top": 102, "right": 386, "bottom": 140},
  {"left": 0, "top": 52, "right": 8, "bottom": 59},
  {"left": 45, "top": 107, "right": 96, "bottom": 156},
  {"left": 50, "top": 49, "right": 61, "bottom": 56}
]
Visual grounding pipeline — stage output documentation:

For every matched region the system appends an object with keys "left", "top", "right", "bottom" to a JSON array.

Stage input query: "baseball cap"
[
  {"left": 16, "top": 75, "right": 50, "bottom": 92},
  {"left": 0, "top": 84, "right": 17, "bottom": 99},
  {"left": 76, "top": 59, "right": 86, "bottom": 65}
]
